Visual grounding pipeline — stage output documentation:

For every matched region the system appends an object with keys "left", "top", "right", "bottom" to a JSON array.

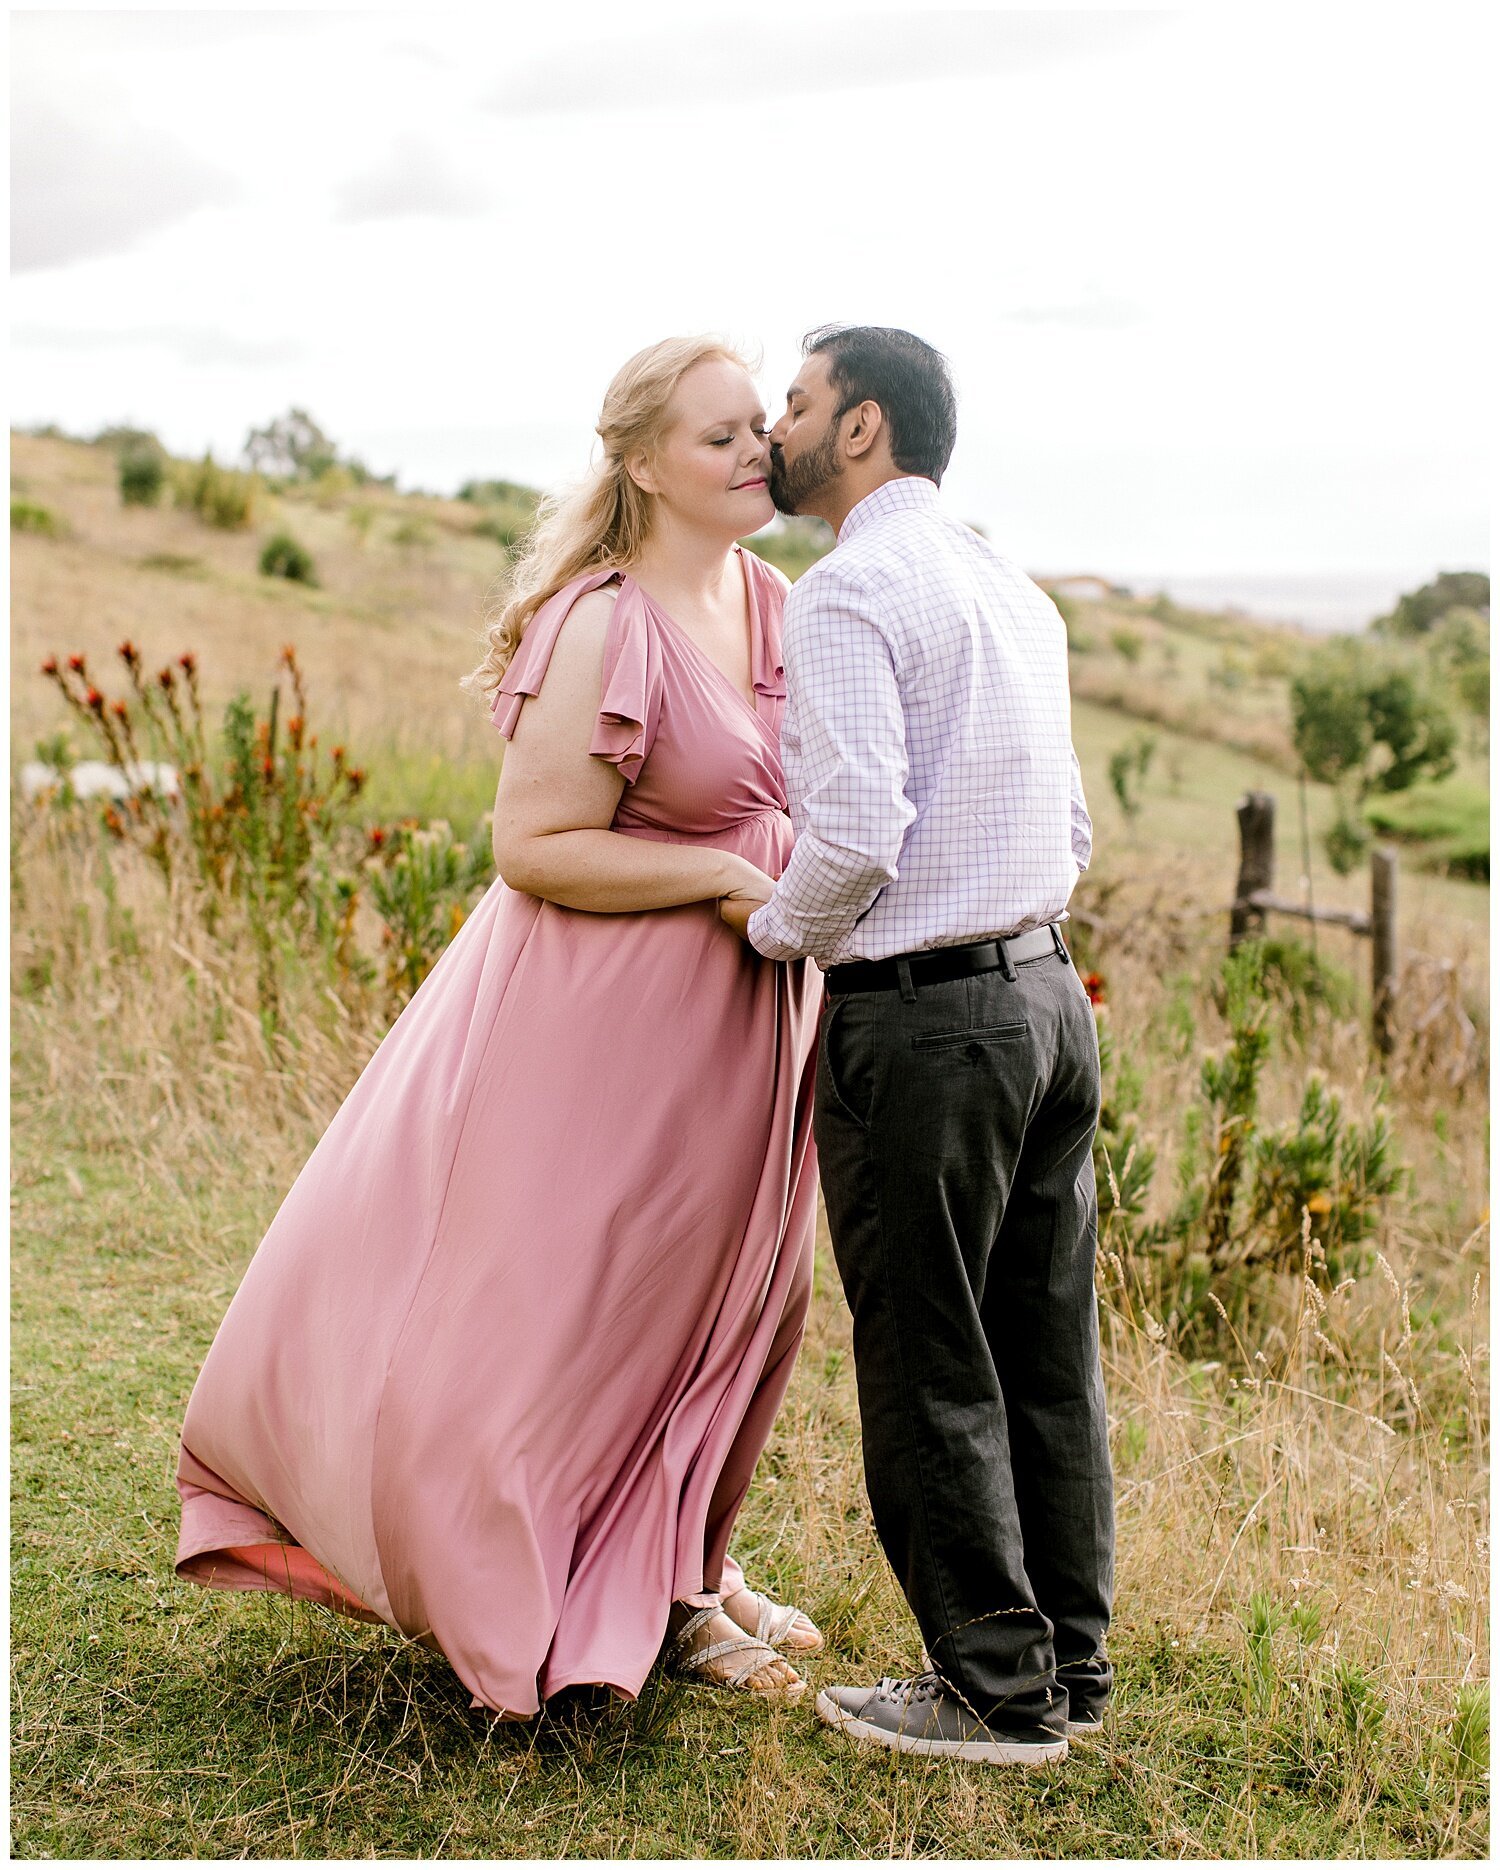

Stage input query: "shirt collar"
[{"left": 836, "top": 475, "right": 940, "bottom": 546}]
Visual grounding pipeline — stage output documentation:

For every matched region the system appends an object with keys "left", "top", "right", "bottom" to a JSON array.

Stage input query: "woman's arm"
[{"left": 490, "top": 589, "right": 770, "bottom": 914}]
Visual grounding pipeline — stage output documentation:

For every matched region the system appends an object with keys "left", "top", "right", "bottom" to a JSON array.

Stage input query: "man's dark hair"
[{"left": 803, "top": 325, "right": 957, "bottom": 485}]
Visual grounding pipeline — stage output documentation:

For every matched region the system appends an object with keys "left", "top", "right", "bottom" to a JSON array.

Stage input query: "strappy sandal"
[
  {"left": 722, "top": 1584, "right": 824, "bottom": 1655},
  {"left": 666, "top": 1604, "right": 807, "bottom": 1700}
]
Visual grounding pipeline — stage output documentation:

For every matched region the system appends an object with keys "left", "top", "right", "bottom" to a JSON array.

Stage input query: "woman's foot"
[
  {"left": 721, "top": 1584, "right": 824, "bottom": 1655},
  {"left": 666, "top": 1601, "right": 806, "bottom": 1699}
]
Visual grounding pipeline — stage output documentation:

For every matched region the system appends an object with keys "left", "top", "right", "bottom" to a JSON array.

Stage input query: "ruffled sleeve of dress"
[
  {"left": 488, "top": 570, "right": 664, "bottom": 787},
  {"left": 586, "top": 578, "right": 664, "bottom": 785},
  {"left": 740, "top": 548, "right": 788, "bottom": 710}
]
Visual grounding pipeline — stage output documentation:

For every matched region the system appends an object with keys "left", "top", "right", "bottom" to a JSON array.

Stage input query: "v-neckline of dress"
[{"left": 620, "top": 546, "right": 769, "bottom": 730}]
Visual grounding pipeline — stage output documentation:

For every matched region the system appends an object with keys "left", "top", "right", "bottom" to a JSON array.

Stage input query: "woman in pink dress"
[{"left": 174, "top": 337, "right": 824, "bottom": 1715}]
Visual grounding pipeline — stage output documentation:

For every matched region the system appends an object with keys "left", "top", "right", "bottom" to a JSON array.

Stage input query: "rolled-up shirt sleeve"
[
  {"left": 748, "top": 567, "right": 916, "bottom": 965},
  {"left": 1068, "top": 745, "right": 1092, "bottom": 874}
]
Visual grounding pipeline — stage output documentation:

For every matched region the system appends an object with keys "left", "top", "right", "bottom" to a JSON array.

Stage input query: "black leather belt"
[{"left": 825, "top": 925, "right": 1069, "bottom": 994}]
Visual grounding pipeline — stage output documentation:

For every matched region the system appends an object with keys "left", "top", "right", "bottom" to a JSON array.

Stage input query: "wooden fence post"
[
  {"left": 1231, "top": 791, "right": 1276, "bottom": 948},
  {"left": 1371, "top": 845, "right": 1398, "bottom": 1056}
]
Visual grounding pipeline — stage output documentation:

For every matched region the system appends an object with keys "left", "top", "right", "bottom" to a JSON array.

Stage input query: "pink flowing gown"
[{"left": 175, "top": 546, "right": 822, "bottom": 1716}]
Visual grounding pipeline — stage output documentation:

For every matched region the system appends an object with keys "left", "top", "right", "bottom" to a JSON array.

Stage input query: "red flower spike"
[
  {"left": 86, "top": 687, "right": 105, "bottom": 712},
  {"left": 41, "top": 655, "right": 60, "bottom": 676},
  {"left": 111, "top": 700, "right": 129, "bottom": 720},
  {"left": 260, "top": 757, "right": 275, "bottom": 778},
  {"left": 157, "top": 667, "right": 175, "bottom": 690},
  {"left": 178, "top": 652, "right": 197, "bottom": 674},
  {"left": 368, "top": 826, "right": 387, "bottom": 849},
  {"left": 68, "top": 654, "right": 87, "bottom": 674},
  {"left": 1083, "top": 972, "right": 1107, "bottom": 1007},
  {"left": 118, "top": 640, "right": 139, "bottom": 666}
]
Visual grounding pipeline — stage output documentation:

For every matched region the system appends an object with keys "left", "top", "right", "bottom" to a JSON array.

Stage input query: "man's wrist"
[{"left": 747, "top": 896, "right": 804, "bottom": 961}]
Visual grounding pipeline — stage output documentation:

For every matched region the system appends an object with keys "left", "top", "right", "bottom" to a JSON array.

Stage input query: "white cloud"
[
  {"left": 487, "top": 10, "right": 1168, "bottom": 114},
  {"left": 11, "top": 92, "right": 239, "bottom": 272},
  {"left": 6, "top": 8, "right": 1490, "bottom": 581},
  {"left": 334, "top": 133, "right": 490, "bottom": 222},
  {"left": 12, "top": 324, "right": 305, "bottom": 367}
]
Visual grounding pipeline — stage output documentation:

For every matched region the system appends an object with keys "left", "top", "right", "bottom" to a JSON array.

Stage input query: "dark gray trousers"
[{"left": 814, "top": 945, "right": 1114, "bottom": 1735}]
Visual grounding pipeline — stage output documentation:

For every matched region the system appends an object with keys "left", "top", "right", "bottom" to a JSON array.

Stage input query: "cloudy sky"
[{"left": 10, "top": 4, "right": 1492, "bottom": 589}]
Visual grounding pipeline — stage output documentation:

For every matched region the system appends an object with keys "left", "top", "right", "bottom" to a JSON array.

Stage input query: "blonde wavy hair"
[{"left": 463, "top": 335, "right": 752, "bottom": 702}]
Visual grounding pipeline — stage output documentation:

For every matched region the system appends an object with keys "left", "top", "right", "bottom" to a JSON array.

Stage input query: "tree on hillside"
[
  {"left": 243, "top": 408, "right": 373, "bottom": 484},
  {"left": 1290, "top": 640, "right": 1458, "bottom": 872},
  {"left": 1373, "top": 570, "right": 1489, "bottom": 637}
]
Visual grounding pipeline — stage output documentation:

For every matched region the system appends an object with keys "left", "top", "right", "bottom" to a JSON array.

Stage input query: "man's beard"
[{"left": 768, "top": 420, "right": 843, "bottom": 516}]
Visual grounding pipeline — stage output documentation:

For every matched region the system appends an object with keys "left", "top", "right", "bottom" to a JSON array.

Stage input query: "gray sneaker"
[
  {"left": 1065, "top": 1711, "right": 1105, "bottom": 1738},
  {"left": 815, "top": 1672, "right": 1068, "bottom": 1766}
]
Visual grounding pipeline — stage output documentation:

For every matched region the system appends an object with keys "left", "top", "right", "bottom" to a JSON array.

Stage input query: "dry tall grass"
[
  {"left": 11, "top": 427, "right": 1488, "bottom": 1854},
  {"left": 11, "top": 791, "right": 1488, "bottom": 1855}
]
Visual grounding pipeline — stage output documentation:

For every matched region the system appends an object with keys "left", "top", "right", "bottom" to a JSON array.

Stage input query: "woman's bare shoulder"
[{"left": 542, "top": 581, "right": 621, "bottom": 671}]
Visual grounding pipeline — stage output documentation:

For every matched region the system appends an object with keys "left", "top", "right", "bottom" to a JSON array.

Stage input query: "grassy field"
[{"left": 10, "top": 432, "right": 1490, "bottom": 1856}]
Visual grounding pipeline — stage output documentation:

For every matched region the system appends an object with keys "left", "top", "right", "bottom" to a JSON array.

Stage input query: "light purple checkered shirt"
[{"left": 748, "top": 476, "right": 1092, "bottom": 968}]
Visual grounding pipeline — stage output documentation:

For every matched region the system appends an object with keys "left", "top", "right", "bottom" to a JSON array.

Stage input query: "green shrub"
[
  {"left": 259, "top": 532, "right": 319, "bottom": 586},
  {"left": 11, "top": 500, "right": 62, "bottom": 537},
  {"left": 1110, "top": 625, "right": 1145, "bottom": 663},
  {"left": 1108, "top": 731, "right": 1156, "bottom": 820},
  {"left": 119, "top": 448, "right": 166, "bottom": 507},
  {"left": 390, "top": 517, "right": 434, "bottom": 550},
  {"left": 364, "top": 819, "right": 493, "bottom": 1001},
  {"left": 1247, "top": 1076, "right": 1403, "bottom": 1279},
  {"left": 1252, "top": 936, "right": 1357, "bottom": 1037},
  {"left": 1094, "top": 1020, "right": 1159, "bottom": 1246},
  {"left": 173, "top": 452, "right": 257, "bottom": 529}
]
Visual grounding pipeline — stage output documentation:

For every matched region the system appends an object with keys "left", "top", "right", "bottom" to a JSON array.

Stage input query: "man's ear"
[
  {"left": 625, "top": 448, "right": 658, "bottom": 494},
  {"left": 842, "top": 400, "right": 885, "bottom": 462}
]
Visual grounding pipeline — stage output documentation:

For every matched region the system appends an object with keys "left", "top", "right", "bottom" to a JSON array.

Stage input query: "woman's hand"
[{"left": 717, "top": 857, "right": 775, "bottom": 941}]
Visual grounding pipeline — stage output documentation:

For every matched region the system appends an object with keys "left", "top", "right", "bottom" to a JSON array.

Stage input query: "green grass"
[
  {"left": 1365, "top": 778, "right": 1489, "bottom": 880},
  {"left": 10, "top": 1053, "right": 1488, "bottom": 1857},
  {"left": 356, "top": 738, "right": 500, "bottom": 836},
  {"left": 1071, "top": 698, "right": 1490, "bottom": 954}
]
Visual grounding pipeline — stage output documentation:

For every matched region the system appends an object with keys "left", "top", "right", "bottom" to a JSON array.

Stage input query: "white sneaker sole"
[{"left": 815, "top": 1689, "right": 1068, "bottom": 1765}]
